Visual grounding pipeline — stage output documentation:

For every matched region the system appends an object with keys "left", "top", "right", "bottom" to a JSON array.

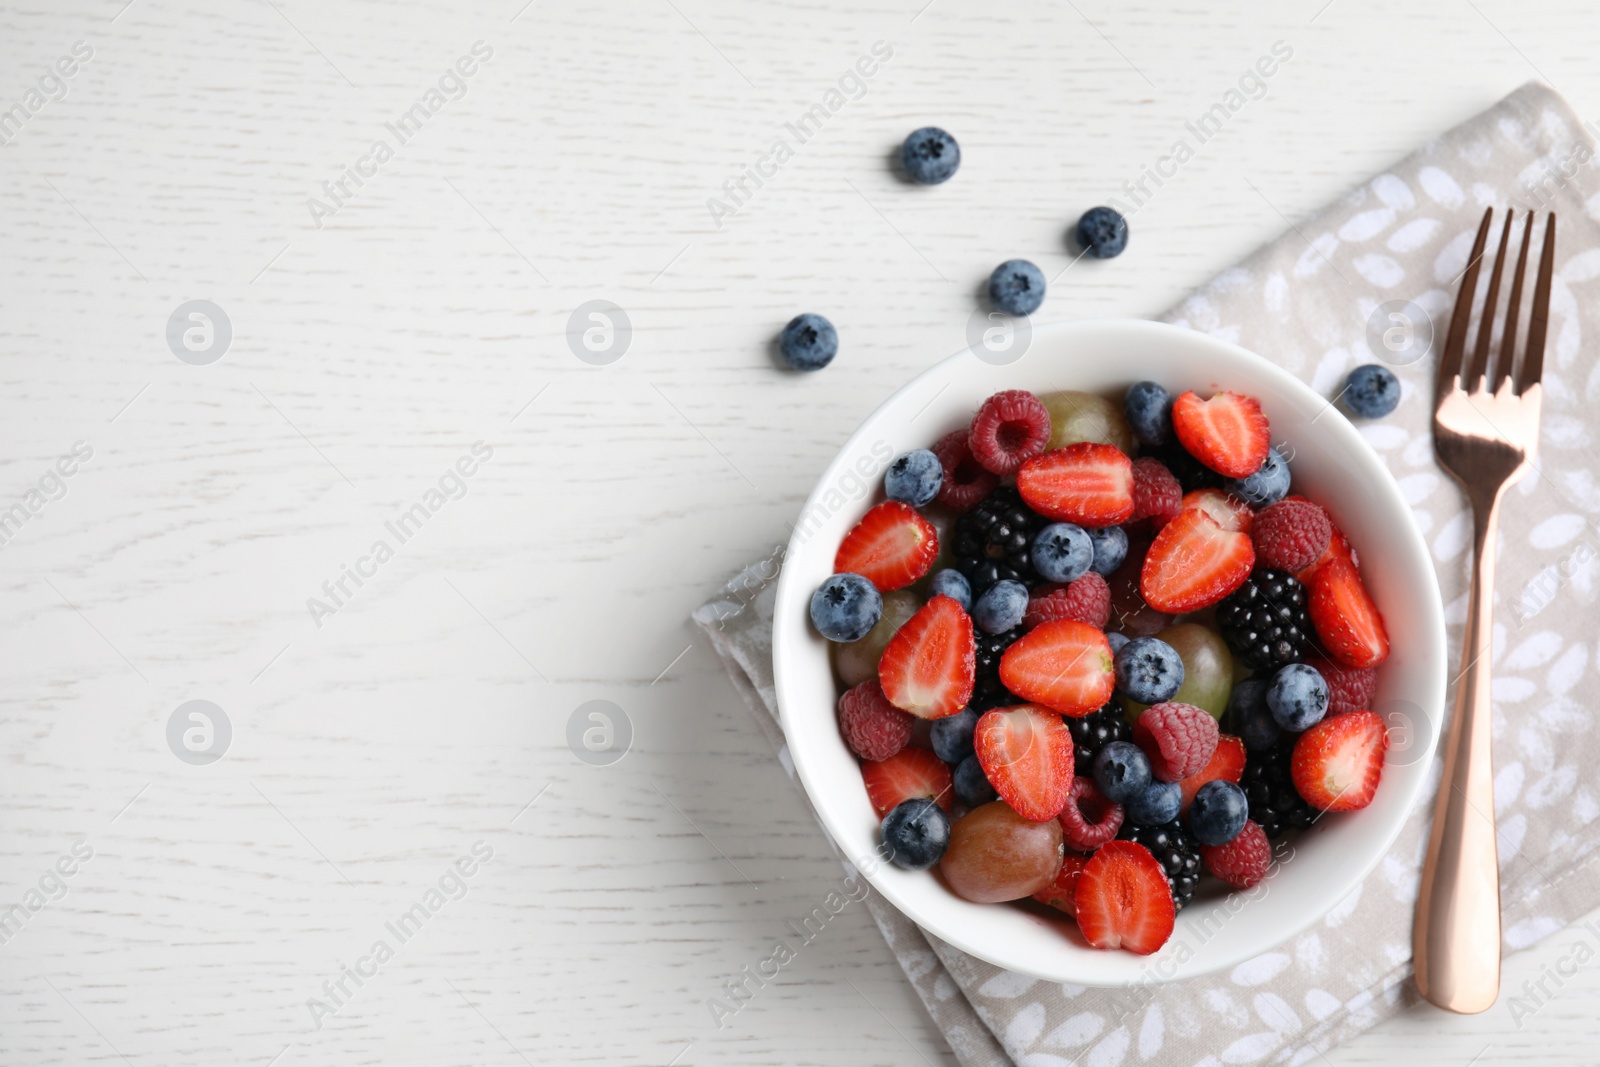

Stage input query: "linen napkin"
[{"left": 693, "top": 81, "right": 1600, "bottom": 1067}]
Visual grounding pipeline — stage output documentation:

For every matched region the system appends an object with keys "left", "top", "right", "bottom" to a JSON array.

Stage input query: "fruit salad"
[{"left": 810, "top": 383, "right": 1392, "bottom": 956}]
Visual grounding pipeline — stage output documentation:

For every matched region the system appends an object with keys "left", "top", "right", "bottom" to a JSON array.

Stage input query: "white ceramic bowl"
[{"left": 773, "top": 319, "right": 1446, "bottom": 984}]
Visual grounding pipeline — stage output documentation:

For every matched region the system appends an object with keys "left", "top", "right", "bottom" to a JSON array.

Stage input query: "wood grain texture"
[{"left": 1, "top": 0, "right": 1597, "bottom": 1063}]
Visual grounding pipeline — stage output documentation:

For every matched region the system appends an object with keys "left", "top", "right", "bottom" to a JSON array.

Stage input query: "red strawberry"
[
  {"left": 862, "top": 747, "right": 954, "bottom": 817},
  {"left": 1308, "top": 558, "right": 1389, "bottom": 668},
  {"left": 878, "top": 595, "right": 975, "bottom": 719},
  {"left": 1132, "top": 701, "right": 1219, "bottom": 782},
  {"left": 932, "top": 429, "right": 1000, "bottom": 512},
  {"left": 1139, "top": 507, "right": 1254, "bottom": 614},
  {"left": 1130, "top": 457, "right": 1183, "bottom": 528},
  {"left": 1057, "top": 777, "right": 1125, "bottom": 850},
  {"left": 1074, "top": 841, "right": 1176, "bottom": 955},
  {"left": 968, "top": 389, "right": 1053, "bottom": 476},
  {"left": 837, "top": 681, "right": 915, "bottom": 761},
  {"left": 974, "top": 704, "right": 1076, "bottom": 821},
  {"left": 1032, "top": 851, "right": 1091, "bottom": 916},
  {"left": 1181, "top": 488, "right": 1253, "bottom": 534},
  {"left": 835, "top": 501, "right": 939, "bottom": 592},
  {"left": 1201, "top": 820, "right": 1272, "bottom": 889},
  {"left": 1017, "top": 443, "right": 1135, "bottom": 528},
  {"left": 1290, "top": 709, "right": 1387, "bottom": 812},
  {"left": 1252, "top": 499, "right": 1331, "bottom": 573},
  {"left": 1307, "top": 656, "right": 1377, "bottom": 717},
  {"left": 1171, "top": 390, "right": 1270, "bottom": 478},
  {"left": 1024, "top": 572, "right": 1111, "bottom": 629},
  {"left": 1178, "top": 734, "right": 1246, "bottom": 814},
  {"left": 998, "top": 619, "right": 1116, "bottom": 716}
]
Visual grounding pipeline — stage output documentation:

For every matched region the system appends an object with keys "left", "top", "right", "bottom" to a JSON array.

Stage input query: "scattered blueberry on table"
[
  {"left": 779, "top": 312, "right": 838, "bottom": 371},
  {"left": 1076, "top": 205, "right": 1129, "bottom": 258},
  {"left": 988, "top": 259, "right": 1046, "bottom": 316},
  {"left": 1343, "top": 363, "right": 1400, "bottom": 417},
  {"left": 901, "top": 126, "right": 960, "bottom": 185}
]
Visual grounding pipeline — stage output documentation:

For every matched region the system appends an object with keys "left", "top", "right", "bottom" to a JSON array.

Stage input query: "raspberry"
[
  {"left": 1200, "top": 819, "right": 1271, "bottom": 889},
  {"left": 1251, "top": 499, "right": 1332, "bottom": 573},
  {"left": 1132, "top": 702, "right": 1220, "bottom": 782},
  {"left": 837, "top": 681, "right": 914, "bottom": 761},
  {"left": 1129, "top": 457, "right": 1183, "bottom": 528},
  {"left": 932, "top": 430, "right": 1000, "bottom": 512},
  {"left": 1308, "top": 656, "right": 1377, "bottom": 717},
  {"left": 1057, "top": 777, "right": 1124, "bottom": 850},
  {"left": 968, "top": 390, "right": 1052, "bottom": 476},
  {"left": 1024, "top": 572, "right": 1111, "bottom": 629}
]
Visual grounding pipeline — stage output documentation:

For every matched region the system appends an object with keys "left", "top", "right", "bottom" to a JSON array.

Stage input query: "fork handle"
[{"left": 1413, "top": 495, "right": 1502, "bottom": 1012}]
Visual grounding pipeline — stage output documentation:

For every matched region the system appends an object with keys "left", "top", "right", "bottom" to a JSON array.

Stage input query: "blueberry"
[
  {"left": 1124, "top": 381, "right": 1172, "bottom": 447},
  {"left": 1126, "top": 779, "right": 1182, "bottom": 826},
  {"left": 1267, "top": 662, "right": 1329, "bottom": 732},
  {"left": 988, "top": 259, "right": 1046, "bottom": 316},
  {"left": 900, "top": 126, "right": 960, "bottom": 185},
  {"left": 1229, "top": 446, "right": 1291, "bottom": 508},
  {"left": 1344, "top": 363, "right": 1400, "bottom": 418},
  {"left": 779, "top": 313, "right": 838, "bottom": 371},
  {"left": 1189, "top": 779, "right": 1249, "bottom": 846},
  {"left": 930, "top": 707, "right": 979, "bottom": 764},
  {"left": 1088, "top": 525, "right": 1128, "bottom": 576},
  {"left": 1224, "top": 678, "right": 1280, "bottom": 751},
  {"left": 1106, "top": 632, "right": 1130, "bottom": 656},
  {"left": 1093, "top": 740, "right": 1151, "bottom": 804},
  {"left": 809, "top": 572, "right": 882, "bottom": 642},
  {"left": 1114, "top": 636, "right": 1185, "bottom": 705},
  {"left": 953, "top": 754, "right": 997, "bottom": 806},
  {"left": 928, "top": 568, "right": 972, "bottom": 611},
  {"left": 972, "top": 578, "right": 1028, "bottom": 634},
  {"left": 881, "top": 798, "right": 951, "bottom": 870},
  {"left": 1032, "top": 523, "right": 1093, "bottom": 583},
  {"left": 1076, "top": 206, "right": 1129, "bottom": 259},
  {"left": 885, "top": 449, "right": 943, "bottom": 508}
]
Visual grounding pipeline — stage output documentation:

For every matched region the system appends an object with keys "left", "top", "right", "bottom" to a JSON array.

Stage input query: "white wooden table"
[{"left": 2, "top": 1, "right": 1597, "bottom": 1063}]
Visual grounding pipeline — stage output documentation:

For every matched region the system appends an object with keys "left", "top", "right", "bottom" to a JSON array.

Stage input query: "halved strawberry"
[
  {"left": 1171, "top": 391, "right": 1271, "bottom": 478},
  {"left": 862, "top": 747, "right": 954, "bottom": 817},
  {"left": 1032, "top": 851, "right": 1091, "bottom": 916},
  {"left": 1308, "top": 558, "right": 1389, "bottom": 668},
  {"left": 835, "top": 501, "right": 939, "bottom": 592},
  {"left": 974, "top": 704, "right": 1076, "bottom": 822},
  {"left": 998, "top": 619, "right": 1115, "bottom": 716},
  {"left": 1073, "top": 841, "right": 1176, "bottom": 955},
  {"left": 1181, "top": 488, "right": 1253, "bottom": 534},
  {"left": 1178, "top": 734, "right": 1246, "bottom": 815},
  {"left": 1139, "top": 507, "right": 1254, "bottom": 614},
  {"left": 1017, "top": 443, "right": 1135, "bottom": 528},
  {"left": 1290, "top": 709, "right": 1387, "bottom": 812},
  {"left": 878, "top": 595, "right": 975, "bottom": 719}
]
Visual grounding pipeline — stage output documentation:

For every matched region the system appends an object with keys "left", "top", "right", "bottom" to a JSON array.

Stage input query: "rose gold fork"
[{"left": 1412, "top": 207, "right": 1555, "bottom": 1013}]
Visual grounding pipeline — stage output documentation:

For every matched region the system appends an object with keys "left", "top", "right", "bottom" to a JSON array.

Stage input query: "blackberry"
[
  {"left": 972, "top": 627, "right": 1023, "bottom": 711},
  {"left": 1240, "top": 739, "right": 1318, "bottom": 839},
  {"left": 1216, "top": 569, "right": 1313, "bottom": 671},
  {"left": 1067, "top": 699, "right": 1131, "bottom": 777},
  {"left": 951, "top": 486, "right": 1046, "bottom": 596},
  {"left": 1118, "top": 820, "right": 1202, "bottom": 910},
  {"left": 1151, "top": 440, "right": 1225, "bottom": 493}
]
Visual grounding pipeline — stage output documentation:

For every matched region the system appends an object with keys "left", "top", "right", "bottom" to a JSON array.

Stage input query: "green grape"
[
  {"left": 1151, "top": 623, "right": 1235, "bottom": 720},
  {"left": 939, "top": 801, "right": 1063, "bottom": 903},
  {"left": 833, "top": 589, "right": 921, "bottom": 688},
  {"left": 1039, "top": 391, "right": 1135, "bottom": 454}
]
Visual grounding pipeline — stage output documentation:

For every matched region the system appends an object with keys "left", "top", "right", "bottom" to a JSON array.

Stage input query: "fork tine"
[
  {"left": 1518, "top": 213, "right": 1557, "bottom": 394},
  {"left": 1465, "top": 210, "right": 1515, "bottom": 389},
  {"left": 1490, "top": 212, "right": 1533, "bottom": 394},
  {"left": 1438, "top": 208, "right": 1493, "bottom": 403}
]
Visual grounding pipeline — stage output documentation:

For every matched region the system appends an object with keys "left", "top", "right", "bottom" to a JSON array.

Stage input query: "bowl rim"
[{"left": 772, "top": 318, "right": 1446, "bottom": 984}]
